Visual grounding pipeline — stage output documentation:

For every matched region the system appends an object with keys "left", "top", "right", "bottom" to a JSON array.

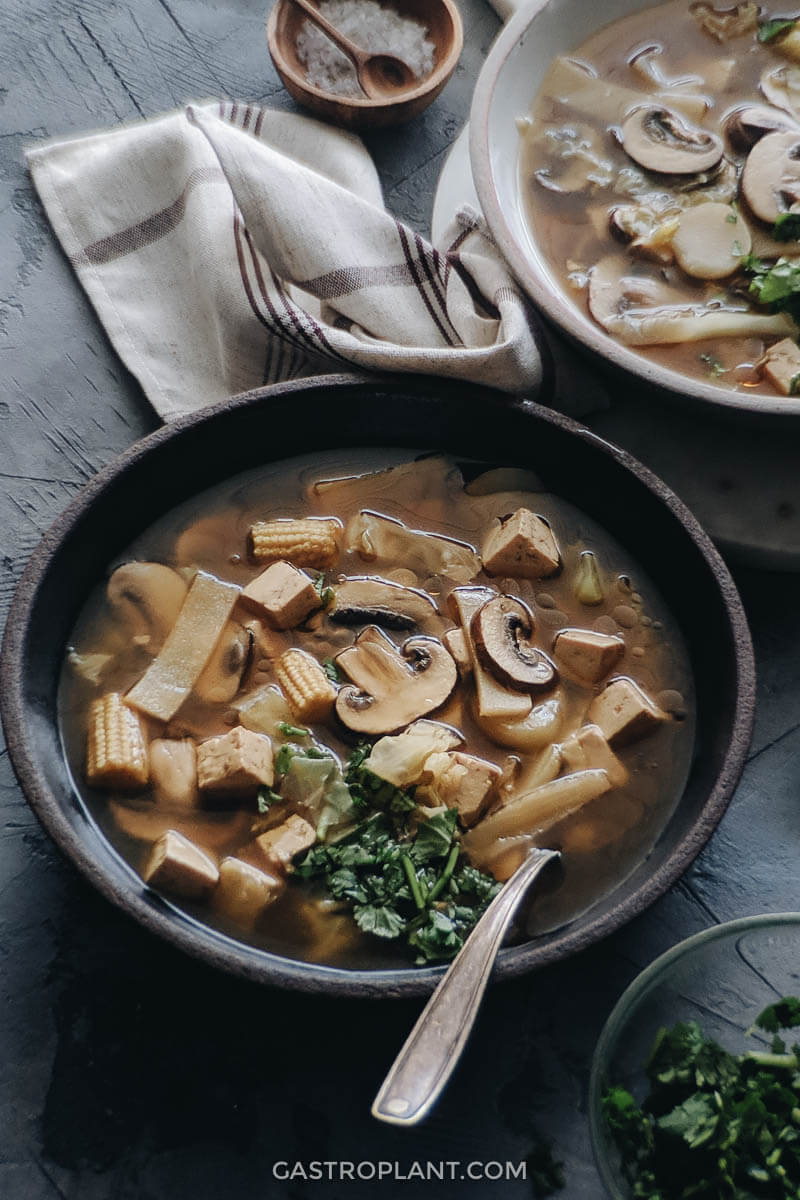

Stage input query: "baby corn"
[
  {"left": 275, "top": 649, "right": 337, "bottom": 722},
  {"left": 87, "top": 693, "right": 149, "bottom": 789},
  {"left": 248, "top": 518, "right": 340, "bottom": 568}
]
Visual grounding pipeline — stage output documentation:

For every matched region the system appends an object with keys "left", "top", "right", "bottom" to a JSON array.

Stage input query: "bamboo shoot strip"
[
  {"left": 126, "top": 572, "right": 241, "bottom": 721},
  {"left": 465, "top": 768, "right": 612, "bottom": 848}
]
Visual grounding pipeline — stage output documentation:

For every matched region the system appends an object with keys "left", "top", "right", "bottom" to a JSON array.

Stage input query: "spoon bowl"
[
  {"left": 267, "top": 0, "right": 463, "bottom": 129},
  {"left": 285, "top": 0, "right": 417, "bottom": 100}
]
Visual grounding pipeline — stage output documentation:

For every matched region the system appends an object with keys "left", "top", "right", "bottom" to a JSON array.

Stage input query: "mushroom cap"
[
  {"left": 471, "top": 595, "right": 557, "bottom": 693},
  {"left": 621, "top": 105, "right": 724, "bottom": 175},
  {"left": 106, "top": 562, "right": 188, "bottom": 652},
  {"left": 742, "top": 129, "right": 800, "bottom": 223},
  {"left": 334, "top": 627, "right": 457, "bottom": 735},
  {"left": 194, "top": 622, "right": 253, "bottom": 705},
  {"left": 760, "top": 64, "right": 800, "bottom": 121},
  {"left": 724, "top": 103, "right": 799, "bottom": 152},
  {"left": 329, "top": 576, "right": 440, "bottom": 633}
]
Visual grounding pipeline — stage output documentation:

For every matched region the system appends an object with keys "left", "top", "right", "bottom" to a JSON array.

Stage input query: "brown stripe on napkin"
[{"left": 78, "top": 166, "right": 224, "bottom": 265}]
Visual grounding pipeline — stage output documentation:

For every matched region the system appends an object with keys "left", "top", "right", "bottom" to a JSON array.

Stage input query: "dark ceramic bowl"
[{"left": 0, "top": 375, "right": 755, "bottom": 998}]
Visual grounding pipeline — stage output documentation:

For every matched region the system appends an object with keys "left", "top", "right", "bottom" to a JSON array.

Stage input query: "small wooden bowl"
[{"left": 267, "top": 0, "right": 463, "bottom": 129}]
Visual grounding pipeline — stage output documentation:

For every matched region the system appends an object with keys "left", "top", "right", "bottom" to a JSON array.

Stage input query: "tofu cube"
[
  {"left": 553, "top": 628, "right": 625, "bottom": 684},
  {"left": 482, "top": 508, "right": 561, "bottom": 579},
  {"left": 240, "top": 560, "right": 321, "bottom": 630},
  {"left": 196, "top": 726, "right": 274, "bottom": 796},
  {"left": 247, "top": 814, "right": 316, "bottom": 874},
  {"left": 588, "top": 678, "right": 666, "bottom": 747},
  {"left": 561, "top": 724, "right": 629, "bottom": 788},
  {"left": 421, "top": 750, "right": 501, "bottom": 826},
  {"left": 149, "top": 739, "right": 199, "bottom": 810},
  {"left": 760, "top": 338, "right": 800, "bottom": 397},
  {"left": 443, "top": 626, "right": 472, "bottom": 676},
  {"left": 142, "top": 829, "right": 219, "bottom": 899},
  {"left": 213, "top": 857, "right": 282, "bottom": 927}
]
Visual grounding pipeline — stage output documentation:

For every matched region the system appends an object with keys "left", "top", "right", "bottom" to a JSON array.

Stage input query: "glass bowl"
[{"left": 589, "top": 914, "right": 800, "bottom": 1198}]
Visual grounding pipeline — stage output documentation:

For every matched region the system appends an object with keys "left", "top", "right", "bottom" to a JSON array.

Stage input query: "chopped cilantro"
[
  {"left": 297, "top": 811, "right": 500, "bottom": 963},
  {"left": 274, "top": 741, "right": 329, "bottom": 776},
  {"left": 699, "top": 352, "right": 726, "bottom": 377},
  {"left": 257, "top": 787, "right": 283, "bottom": 813},
  {"left": 275, "top": 721, "right": 309, "bottom": 739},
  {"left": 758, "top": 16, "right": 797, "bottom": 41},
  {"left": 726, "top": 201, "right": 739, "bottom": 225},
  {"left": 322, "top": 657, "right": 340, "bottom": 683},
  {"left": 602, "top": 996, "right": 800, "bottom": 1197},
  {"left": 755, "top": 995, "right": 800, "bottom": 1033},
  {"left": 742, "top": 254, "right": 800, "bottom": 321},
  {"left": 344, "top": 743, "right": 416, "bottom": 822},
  {"left": 313, "top": 573, "right": 335, "bottom": 608},
  {"left": 773, "top": 212, "right": 800, "bottom": 241}
]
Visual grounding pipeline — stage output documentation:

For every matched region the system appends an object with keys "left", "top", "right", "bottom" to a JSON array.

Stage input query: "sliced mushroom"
[
  {"left": 329, "top": 577, "right": 439, "bottom": 632},
  {"left": 760, "top": 64, "right": 800, "bottom": 121},
  {"left": 107, "top": 562, "right": 188, "bottom": 653},
  {"left": 672, "top": 202, "right": 751, "bottom": 280},
  {"left": 334, "top": 626, "right": 457, "bottom": 735},
  {"left": 621, "top": 106, "right": 723, "bottom": 175},
  {"left": 588, "top": 255, "right": 796, "bottom": 344},
  {"left": 725, "top": 104, "right": 800, "bottom": 152},
  {"left": 742, "top": 129, "right": 800, "bottom": 223},
  {"left": 471, "top": 596, "right": 557, "bottom": 694},
  {"left": 194, "top": 622, "right": 253, "bottom": 705}
]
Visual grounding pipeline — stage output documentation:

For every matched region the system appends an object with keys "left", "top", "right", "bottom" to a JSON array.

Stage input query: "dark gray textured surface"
[{"left": 1, "top": 1, "right": 798, "bottom": 1197}]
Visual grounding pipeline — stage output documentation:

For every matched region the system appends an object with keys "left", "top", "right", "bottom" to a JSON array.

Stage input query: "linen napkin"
[{"left": 26, "top": 101, "right": 545, "bottom": 421}]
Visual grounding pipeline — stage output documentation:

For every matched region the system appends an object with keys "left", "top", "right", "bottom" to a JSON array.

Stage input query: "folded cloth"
[{"left": 26, "top": 101, "right": 544, "bottom": 422}]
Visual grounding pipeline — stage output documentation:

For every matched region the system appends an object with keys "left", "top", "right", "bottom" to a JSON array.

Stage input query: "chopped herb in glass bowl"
[{"left": 589, "top": 915, "right": 800, "bottom": 1199}]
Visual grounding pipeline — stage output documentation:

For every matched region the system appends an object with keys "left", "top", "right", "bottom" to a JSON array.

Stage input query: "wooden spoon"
[{"left": 289, "top": 0, "right": 417, "bottom": 99}]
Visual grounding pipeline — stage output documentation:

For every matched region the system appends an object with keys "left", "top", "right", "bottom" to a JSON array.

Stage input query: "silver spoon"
[
  {"left": 372, "top": 846, "right": 560, "bottom": 1126},
  {"left": 289, "top": 0, "right": 417, "bottom": 100}
]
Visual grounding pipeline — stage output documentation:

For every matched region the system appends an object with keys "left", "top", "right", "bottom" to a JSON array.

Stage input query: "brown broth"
[
  {"left": 521, "top": 0, "right": 800, "bottom": 397},
  {"left": 58, "top": 449, "right": 695, "bottom": 968}
]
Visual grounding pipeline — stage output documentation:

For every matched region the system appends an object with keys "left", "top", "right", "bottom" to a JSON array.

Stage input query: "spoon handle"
[
  {"left": 371, "top": 846, "right": 560, "bottom": 1127},
  {"left": 288, "top": 0, "right": 367, "bottom": 69}
]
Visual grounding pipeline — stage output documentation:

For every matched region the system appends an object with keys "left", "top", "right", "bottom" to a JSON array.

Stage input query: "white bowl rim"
[{"left": 469, "top": 1, "right": 800, "bottom": 420}]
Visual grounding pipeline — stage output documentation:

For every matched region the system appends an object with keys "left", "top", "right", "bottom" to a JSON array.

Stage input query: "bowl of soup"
[
  {"left": 0, "top": 375, "right": 754, "bottom": 996},
  {"left": 471, "top": 0, "right": 800, "bottom": 419}
]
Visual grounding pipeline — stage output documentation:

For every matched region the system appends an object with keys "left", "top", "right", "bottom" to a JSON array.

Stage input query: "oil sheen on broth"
[
  {"left": 59, "top": 450, "right": 695, "bottom": 970},
  {"left": 521, "top": 0, "right": 800, "bottom": 398}
]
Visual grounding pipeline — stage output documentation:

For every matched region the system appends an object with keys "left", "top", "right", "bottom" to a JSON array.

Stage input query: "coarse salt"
[{"left": 296, "top": 0, "right": 435, "bottom": 98}]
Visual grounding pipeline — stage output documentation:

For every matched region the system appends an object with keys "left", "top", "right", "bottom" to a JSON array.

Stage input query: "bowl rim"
[
  {"left": 266, "top": 0, "right": 464, "bottom": 111},
  {"left": 588, "top": 912, "right": 800, "bottom": 1197},
  {"left": 0, "top": 373, "right": 756, "bottom": 997},
  {"left": 469, "top": 0, "right": 800, "bottom": 421}
]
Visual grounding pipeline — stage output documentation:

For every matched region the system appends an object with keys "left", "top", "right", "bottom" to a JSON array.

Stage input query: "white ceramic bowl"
[{"left": 470, "top": 0, "right": 800, "bottom": 421}]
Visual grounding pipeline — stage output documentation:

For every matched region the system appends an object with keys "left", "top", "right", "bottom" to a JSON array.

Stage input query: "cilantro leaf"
[
  {"left": 410, "top": 807, "right": 458, "bottom": 864},
  {"left": 603, "top": 997, "right": 800, "bottom": 1197},
  {"left": 758, "top": 16, "right": 797, "bottom": 41},
  {"left": 322, "top": 657, "right": 340, "bottom": 683},
  {"left": 256, "top": 787, "right": 283, "bottom": 813},
  {"left": 756, "top": 996, "right": 800, "bottom": 1033},
  {"left": 275, "top": 721, "right": 309, "bottom": 739},
  {"left": 297, "top": 809, "right": 499, "bottom": 963},
  {"left": 743, "top": 254, "right": 800, "bottom": 319},
  {"left": 774, "top": 212, "right": 800, "bottom": 241}
]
